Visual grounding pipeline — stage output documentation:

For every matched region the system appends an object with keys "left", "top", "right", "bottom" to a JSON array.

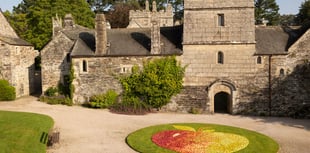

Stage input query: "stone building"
[
  {"left": 41, "top": 13, "right": 182, "bottom": 102},
  {"left": 41, "top": 0, "right": 309, "bottom": 117},
  {"left": 127, "top": 1, "right": 174, "bottom": 28},
  {"left": 0, "top": 10, "right": 38, "bottom": 98}
]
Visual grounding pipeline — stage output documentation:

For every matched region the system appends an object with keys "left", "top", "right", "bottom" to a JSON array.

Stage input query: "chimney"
[
  {"left": 145, "top": 0, "right": 149, "bottom": 11},
  {"left": 52, "top": 14, "right": 62, "bottom": 37},
  {"left": 262, "top": 18, "right": 269, "bottom": 26},
  {"left": 151, "top": 13, "right": 161, "bottom": 54},
  {"left": 95, "top": 13, "right": 107, "bottom": 55},
  {"left": 64, "top": 14, "right": 75, "bottom": 28},
  {"left": 152, "top": 0, "right": 157, "bottom": 12}
]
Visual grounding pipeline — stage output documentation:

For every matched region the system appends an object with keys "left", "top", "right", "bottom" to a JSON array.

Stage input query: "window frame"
[
  {"left": 218, "top": 14, "right": 225, "bottom": 26},
  {"left": 82, "top": 60, "right": 88, "bottom": 72},
  {"left": 217, "top": 51, "right": 224, "bottom": 64}
]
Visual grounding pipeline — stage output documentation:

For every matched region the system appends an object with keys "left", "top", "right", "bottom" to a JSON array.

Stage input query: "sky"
[{"left": 0, "top": 0, "right": 306, "bottom": 15}]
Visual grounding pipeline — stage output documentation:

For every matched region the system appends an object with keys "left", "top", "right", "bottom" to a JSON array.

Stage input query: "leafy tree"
[
  {"left": 295, "top": 0, "right": 310, "bottom": 25},
  {"left": 120, "top": 56, "right": 185, "bottom": 109},
  {"left": 105, "top": 1, "right": 141, "bottom": 28},
  {"left": 255, "top": 0, "right": 280, "bottom": 25},
  {"left": 4, "top": 0, "right": 95, "bottom": 50},
  {"left": 279, "top": 14, "right": 297, "bottom": 26}
]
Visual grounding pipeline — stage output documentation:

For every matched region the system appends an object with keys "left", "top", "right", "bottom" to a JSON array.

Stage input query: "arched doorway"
[
  {"left": 208, "top": 80, "right": 236, "bottom": 114},
  {"left": 214, "top": 92, "right": 230, "bottom": 113}
]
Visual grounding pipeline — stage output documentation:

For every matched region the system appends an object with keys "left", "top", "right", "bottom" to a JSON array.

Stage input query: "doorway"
[{"left": 214, "top": 92, "right": 230, "bottom": 113}]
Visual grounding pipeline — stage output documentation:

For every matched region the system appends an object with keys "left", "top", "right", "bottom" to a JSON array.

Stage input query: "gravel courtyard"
[{"left": 0, "top": 96, "right": 309, "bottom": 153}]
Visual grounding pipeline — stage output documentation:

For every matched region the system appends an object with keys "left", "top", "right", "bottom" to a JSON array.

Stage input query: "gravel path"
[{"left": 0, "top": 96, "right": 309, "bottom": 153}]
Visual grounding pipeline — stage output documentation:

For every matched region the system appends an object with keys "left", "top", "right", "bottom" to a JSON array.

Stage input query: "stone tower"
[
  {"left": 95, "top": 13, "right": 107, "bottom": 55},
  {"left": 181, "top": 0, "right": 257, "bottom": 114},
  {"left": 183, "top": 0, "right": 255, "bottom": 44}
]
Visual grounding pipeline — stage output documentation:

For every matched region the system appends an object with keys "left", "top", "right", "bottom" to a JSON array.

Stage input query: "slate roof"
[
  {"left": 255, "top": 26, "right": 292, "bottom": 55},
  {"left": 0, "top": 35, "right": 32, "bottom": 46},
  {"left": 62, "top": 25, "right": 183, "bottom": 57},
  {"left": 62, "top": 24, "right": 307, "bottom": 57}
]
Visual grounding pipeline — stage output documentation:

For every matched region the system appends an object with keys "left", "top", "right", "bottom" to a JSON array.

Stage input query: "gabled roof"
[
  {"left": 0, "top": 10, "right": 32, "bottom": 46},
  {"left": 289, "top": 28, "right": 310, "bottom": 52},
  {"left": 255, "top": 26, "right": 290, "bottom": 55},
  {"left": 0, "top": 35, "right": 32, "bottom": 46}
]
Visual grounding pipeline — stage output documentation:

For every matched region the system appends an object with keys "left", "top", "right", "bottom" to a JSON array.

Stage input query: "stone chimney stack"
[
  {"left": 151, "top": 13, "right": 161, "bottom": 54},
  {"left": 52, "top": 14, "right": 62, "bottom": 37},
  {"left": 95, "top": 13, "right": 107, "bottom": 55},
  {"left": 145, "top": 0, "right": 150, "bottom": 11},
  {"left": 152, "top": 1, "right": 157, "bottom": 12},
  {"left": 64, "top": 14, "right": 75, "bottom": 28}
]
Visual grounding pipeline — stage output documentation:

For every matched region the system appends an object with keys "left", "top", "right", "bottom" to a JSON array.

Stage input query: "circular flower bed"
[{"left": 126, "top": 123, "right": 279, "bottom": 153}]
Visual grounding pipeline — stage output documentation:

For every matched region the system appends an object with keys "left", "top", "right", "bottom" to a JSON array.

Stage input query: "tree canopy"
[
  {"left": 296, "top": 0, "right": 310, "bottom": 25},
  {"left": 4, "top": 0, "right": 95, "bottom": 50},
  {"left": 255, "top": 0, "right": 280, "bottom": 25}
]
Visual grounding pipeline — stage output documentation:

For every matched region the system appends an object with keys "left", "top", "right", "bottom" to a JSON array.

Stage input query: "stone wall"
[
  {"left": 184, "top": 0, "right": 254, "bottom": 9},
  {"left": 127, "top": 4, "right": 173, "bottom": 28},
  {"left": 41, "top": 33, "right": 73, "bottom": 92},
  {"left": 183, "top": 0, "right": 255, "bottom": 44},
  {"left": 72, "top": 56, "right": 155, "bottom": 103},
  {"left": 0, "top": 41, "right": 38, "bottom": 97},
  {"left": 175, "top": 44, "right": 275, "bottom": 114}
]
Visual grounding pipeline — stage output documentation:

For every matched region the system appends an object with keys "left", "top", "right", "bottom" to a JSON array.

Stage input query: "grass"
[
  {"left": 127, "top": 123, "right": 279, "bottom": 153},
  {"left": 0, "top": 110, "right": 54, "bottom": 153}
]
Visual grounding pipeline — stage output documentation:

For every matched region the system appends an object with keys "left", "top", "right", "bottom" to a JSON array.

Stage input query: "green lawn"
[
  {"left": 127, "top": 123, "right": 279, "bottom": 153},
  {"left": 0, "top": 111, "right": 54, "bottom": 153}
]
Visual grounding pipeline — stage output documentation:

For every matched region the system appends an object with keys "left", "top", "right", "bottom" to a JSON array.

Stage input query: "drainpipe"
[{"left": 268, "top": 55, "right": 272, "bottom": 116}]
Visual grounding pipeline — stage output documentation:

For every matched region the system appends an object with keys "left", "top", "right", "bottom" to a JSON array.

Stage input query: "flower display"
[{"left": 151, "top": 125, "right": 249, "bottom": 153}]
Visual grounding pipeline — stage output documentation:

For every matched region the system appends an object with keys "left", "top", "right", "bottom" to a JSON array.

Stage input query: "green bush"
[
  {"left": 0, "top": 79, "right": 16, "bottom": 101},
  {"left": 44, "top": 87, "right": 58, "bottom": 97},
  {"left": 110, "top": 94, "right": 151, "bottom": 115},
  {"left": 39, "top": 95, "right": 73, "bottom": 106},
  {"left": 89, "top": 90, "right": 118, "bottom": 108},
  {"left": 119, "top": 56, "right": 185, "bottom": 110}
]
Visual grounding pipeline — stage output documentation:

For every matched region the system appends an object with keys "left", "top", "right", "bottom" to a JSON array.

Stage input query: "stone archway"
[{"left": 208, "top": 80, "right": 237, "bottom": 114}]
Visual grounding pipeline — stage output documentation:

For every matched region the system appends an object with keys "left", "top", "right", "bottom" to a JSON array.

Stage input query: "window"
[
  {"left": 257, "top": 56, "right": 262, "bottom": 64},
  {"left": 218, "top": 14, "right": 225, "bottom": 26},
  {"left": 82, "top": 60, "right": 88, "bottom": 72},
  {"left": 218, "top": 51, "right": 224, "bottom": 64},
  {"left": 280, "top": 69, "right": 285, "bottom": 77},
  {"left": 66, "top": 53, "right": 71, "bottom": 63}
]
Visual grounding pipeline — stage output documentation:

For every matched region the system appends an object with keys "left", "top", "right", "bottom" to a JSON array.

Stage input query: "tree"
[
  {"left": 296, "top": 0, "right": 310, "bottom": 25},
  {"left": 4, "top": 0, "right": 95, "bottom": 50},
  {"left": 279, "top": 14, "right": 297, "bottom": 26},
  {"left": 105, "top": 1, "right": 141, "bottom": 28},
  {"left": 255, "top": 0, "right": 280, "bottom": 25},
  {"left": 120, "top": 56, "right": 185, "bottom": 109}
]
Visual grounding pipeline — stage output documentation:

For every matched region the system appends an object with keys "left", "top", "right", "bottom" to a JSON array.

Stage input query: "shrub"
[
  {"left": 44, "top": 87, "right": 58, "bottom": 97},
  {"left": 110, "top": 94, "right": 151, "bottom": 115},
  {"left": 0, "top": 79, "right": 16, "bottom": 101},
  {"left": 39, "top": 95, "right": 73, "bottom": 106},
  {"left": 120, "top": 56, "right": 185, "bottom": 110},
  {"left": 89, "top": 90, "right": 118, "bottom": 108}
]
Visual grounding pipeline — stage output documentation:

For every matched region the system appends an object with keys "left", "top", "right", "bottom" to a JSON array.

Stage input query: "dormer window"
[{"left": 218, "top": 14, "right": 225, "bottom": 26}]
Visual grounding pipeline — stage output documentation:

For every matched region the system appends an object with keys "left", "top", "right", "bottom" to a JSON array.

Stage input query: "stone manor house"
[{"left": 1, "top": 0, "right": 309, "bottom": 116}]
